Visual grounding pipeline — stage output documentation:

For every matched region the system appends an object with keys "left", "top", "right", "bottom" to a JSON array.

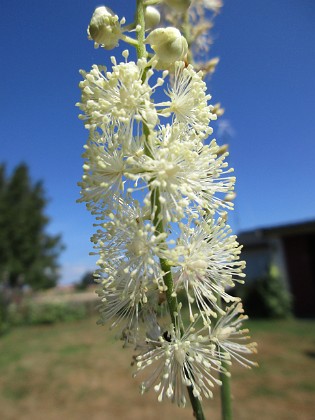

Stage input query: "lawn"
[{"left": 0, "top": 317, "right": 314, "bottom": 420}]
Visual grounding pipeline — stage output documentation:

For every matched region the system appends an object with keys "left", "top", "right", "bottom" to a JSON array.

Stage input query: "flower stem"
[
  {"left": 120, "top": 33, "right": 139, "bottom": 47},
  {"left": 149, "top": 183, "right": 178, "bottom": 325},
  {"left": 136, "top": 0, "right": 178, "bottom": 325},
  {"left": 220, "top": 361, "right": 233, "bottom": 420},
  {"left": 135, "top": 1, "right": 205, "bottom": 418},
  {"left": 187, "top": 386, "right": 206, "bottom": 420},
  {"left": 135, "top": 0, "right": 147, "bottom": 60},
  {"left": 217, "top": 296, "right": 233, "bottom": 420}
]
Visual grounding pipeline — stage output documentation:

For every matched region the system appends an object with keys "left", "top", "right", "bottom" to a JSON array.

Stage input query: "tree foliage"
[
  {"left": 75, "top": 271, "right": 95, "bottom": 291},
  {"left": 0, "top": 163, "right": 64, "bottom": 290},
  {"left": 233, "top": 265, "right": 293, "bottom": 319}
]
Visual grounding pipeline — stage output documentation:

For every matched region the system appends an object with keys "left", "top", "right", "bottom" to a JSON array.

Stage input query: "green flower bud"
[
  {"left": 87, "top": 6, "right": 122, "bottom": 50},
  {"left": 146, "top": 27, "right": 188, "bottom": 69},
  {"left": 164, "top": 0, "right": 191, "bottom": 12},
  {"left": 144, "top": 6, "right": 161, "bottom": 29}
]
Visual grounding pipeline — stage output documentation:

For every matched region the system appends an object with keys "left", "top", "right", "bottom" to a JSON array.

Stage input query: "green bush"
[
  {"left": 26, "top": 301, "right": 87, "bottom": 324},
  {"left": 236, "top": 265, "right": 293, "bottom": 319},
  {"left": 1, "top": 299, "right": 96, "bottom": 329},
  {"left": 0, "top": 306, "right": 9, "bottom": 335},
  {"left": 0, "top": 295, "right": 10, "bottom": 335},
  {"left": 75, "top": 271, "right": 95, "bottom": 291},
  {"left": 7, "top": 302, "right": 26, "bottom": 326}
]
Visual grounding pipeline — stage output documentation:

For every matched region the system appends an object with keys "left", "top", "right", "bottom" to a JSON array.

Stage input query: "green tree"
[
  {"left": 75, "top": 271, "right": 95, "bottom": 291},
  {"left": 0, "top": 163, "right": 64, "bottom": 290},
  {"left": 0, "top": 165, "right": 9, "bottom": 281}
]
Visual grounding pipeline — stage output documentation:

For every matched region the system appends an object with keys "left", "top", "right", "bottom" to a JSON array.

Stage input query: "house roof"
[{"left": 238, "top": 218, "right": 315, "bottom": 246}]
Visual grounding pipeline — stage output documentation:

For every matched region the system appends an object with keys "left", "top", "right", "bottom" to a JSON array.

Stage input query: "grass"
[{"left": 0, "top": 317, "right": 314, "bottom": 420}]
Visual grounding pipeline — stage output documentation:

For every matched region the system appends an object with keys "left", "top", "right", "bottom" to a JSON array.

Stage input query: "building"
[{"left": 238, "top": 219, "right": 315, "bottom": 318}]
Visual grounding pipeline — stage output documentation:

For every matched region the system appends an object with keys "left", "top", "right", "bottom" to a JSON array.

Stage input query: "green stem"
[
  {"left": 217, "top": 297, "right": 233, "bottom": 420},
  {"left": 135, "top": 0, "right": 147, "bottom": 60},
  {"left": 219, "top": 361, "right": 233, "bottom": 420},
  {"left": 150, "top": 183, "right": 177, "bottom": 325},
  {"left": 135, "top": 1, "right": 205, "bottom": 419},
  {"left": 143, "top": 0, "right": 161, "bottom": 5},
  {"left": 187, "top": 386, "right": 206, "bottom": 420},
  {"left": 120, "top": 33, "right": 139, "bottom": 47}
]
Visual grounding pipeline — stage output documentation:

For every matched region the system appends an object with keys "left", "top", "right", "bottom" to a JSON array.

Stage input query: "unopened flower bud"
[
  {"left": 164, "top": 0, "right": 191, "bottom": 12},
  {"left": 212, "top": 102, "right": 225, "bottom": 117},
  {"left": 87, "top": 6, "right": 122, "bottom": 50},
  {"left": 202, "top": 57, "right": 220, "bottom": 75},
  {"left": 144, "top": 6, "right": 160, "bottom": 29},
  {"left": 224, "top": 192, "right": 236, "bottom": 202},
  {"left": 217, "top": 144, "right": 229, "bottom": 156},
  {"left": 146, "top": 27, "right": 188, "bottom": 69}
]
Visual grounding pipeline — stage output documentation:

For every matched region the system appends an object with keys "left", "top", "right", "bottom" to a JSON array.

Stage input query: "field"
[{"left": 0, "top": 317, "right": 314, "bottom": 420}]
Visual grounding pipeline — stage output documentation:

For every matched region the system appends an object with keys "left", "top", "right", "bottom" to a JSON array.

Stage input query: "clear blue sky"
[{"left": 1, "top": 0, "right": 315, "bottom": 285}]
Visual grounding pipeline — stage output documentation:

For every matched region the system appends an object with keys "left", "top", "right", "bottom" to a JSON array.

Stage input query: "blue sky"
[{"left": 1, "top": 0, "right": 315, "bottom": 285}]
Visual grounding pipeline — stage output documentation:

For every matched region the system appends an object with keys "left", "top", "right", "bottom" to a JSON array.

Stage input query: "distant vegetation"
[
  {"left": 75, "top": 271, "right": 95, "bottom": 291},
  {"left": 0, "top": 163, "right": 64, "bottom": 290},
  {"left": 233, "top": 265, "right": 293, "bottom": 319},
  {"left": 0, "top": 162, "right": 64, "bottom": 333},
  {"left": 1, "top": 286, "right": 98, "bottom": 333}
]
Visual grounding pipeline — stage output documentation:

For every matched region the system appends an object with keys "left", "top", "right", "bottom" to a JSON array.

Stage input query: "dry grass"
[{"left": 0, "top": 317, "right": 314, "bottom": 420}]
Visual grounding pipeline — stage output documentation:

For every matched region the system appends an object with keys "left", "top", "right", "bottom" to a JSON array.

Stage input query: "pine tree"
[{"left": 0, "top": 163, "right": 64, "bottom": 290}]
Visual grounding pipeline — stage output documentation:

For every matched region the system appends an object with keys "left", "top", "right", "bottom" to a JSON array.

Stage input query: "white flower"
[
  {"left": 87, "top": 6, "right": 124, "bottom": 50},
  {"left": 167, "top": 217, "right": 245, "bottom": 321},
  {"left": 77, "top": 52, "right": 160, "bottom": 133},
  {"left": 91, "top": 200, "right": 167, "bottom": 290},
  {"left": 77, "top": 128, "right": 147, "bottom": 212},
  {"left": 158, "top": 61, "right": 217, "bottom": 134},
  {"left": 134, "top": 313, "right": 225, "bottom": 407},
  {"left": 211, "top": 303, "right": 258, "bottom": 368},
  {"left": 127, "top": 125, "right": 236, "bottom": 222},
  {"left": 92, "top": 199, "right": 169, "bottom": 342},
  {"left": 95, "top": 265, "right": 144, "bottom": 329},
  {"left": 95, "top": 261, "right": 162, "bottom": 344},
  {"left": 77, "top": 137, "right": 126, "bottom": 211}
]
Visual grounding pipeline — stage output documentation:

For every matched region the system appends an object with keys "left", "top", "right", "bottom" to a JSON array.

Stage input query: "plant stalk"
[
  {"left": 217, "top": 296, "right": 233, "bottom": 420},
  {"left": 135, "top": 1, "right": 206, "bottom": 418},
  {"left": 219, "top": 360, "right": 233, "bottom": 420}
]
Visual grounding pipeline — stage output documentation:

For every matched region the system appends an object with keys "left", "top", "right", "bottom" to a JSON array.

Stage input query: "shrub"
[
  {"left": 75, "top": 271, "right": 95, "bottom": 291},
  {"left": 1, "top": 297, "right": 97, "bottom": 330},
  {"left": 26, "top": 301, "right": 88, "bottom": 324},
  {"left": 0, "top": 293, "right": 10, "bottom": 335},
  {"left": 235, "top": 265, "right": 293, "bottom": 319}
]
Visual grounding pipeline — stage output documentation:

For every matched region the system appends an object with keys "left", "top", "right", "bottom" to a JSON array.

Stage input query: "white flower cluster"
[
  {"left": 78, "top": 3, "right": 256, "bottom": 409},
  {"left": 134, "top": 305, "right": 256, "bottom": 407}
]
